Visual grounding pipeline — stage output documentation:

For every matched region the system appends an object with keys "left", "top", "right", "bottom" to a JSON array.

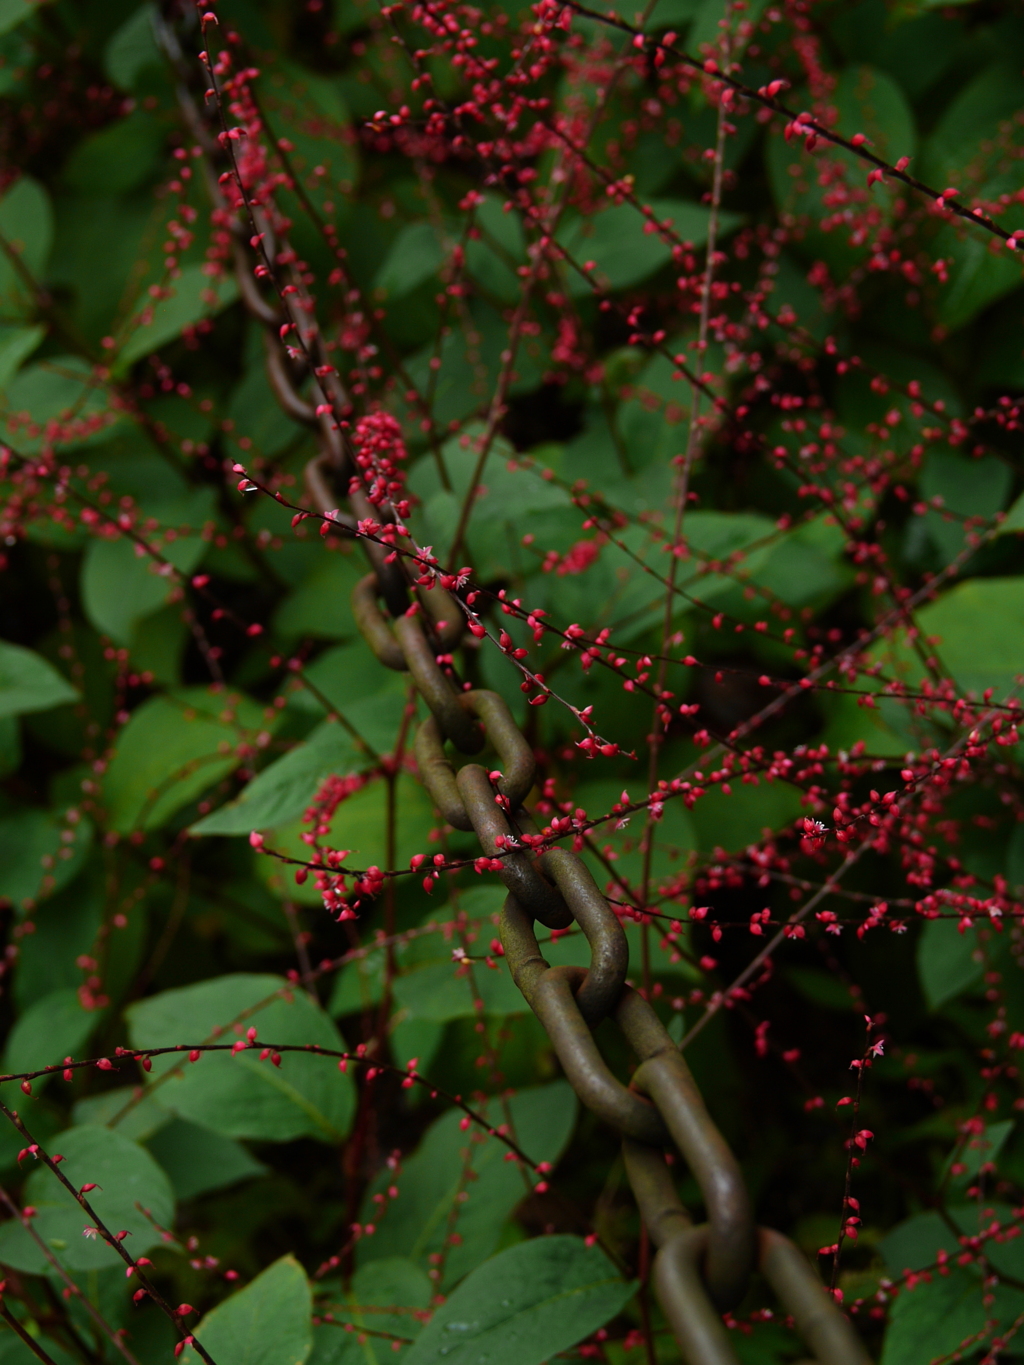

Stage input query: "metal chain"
[{"left": 161, "top": 15, "right": 873, "bottom": 1360}]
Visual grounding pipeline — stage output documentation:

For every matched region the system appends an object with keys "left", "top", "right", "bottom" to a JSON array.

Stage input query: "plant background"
[{"left": 1, "top": 0, "right": 1024, "bottom": 1362}]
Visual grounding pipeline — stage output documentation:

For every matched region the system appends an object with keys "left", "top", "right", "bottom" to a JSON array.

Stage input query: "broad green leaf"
[
  {"left": 63, "top": 111, "right": 164, "bottom": 197},
  {"left": 404, "top": 1236, "right": 635, "bottom": 1365},
  {"left": 882, "top": 1203, "right": 1024, "bottom": 1280},
  {"left": 0, "top": 808, "right": 93, "bottom": 912},
  {"left": 273, "top": 551, "right": 368, "bottom": 638},
  {"left": 191, "top": 718, "right": 364, "bottom": 837},
  {"left": 559, "top": 198, "right": 742, "bottom": 297},
  {"left": 102, "top": 686, "right": 266, "bottom": 833},
  {"left": 832, "top": 64, "right": 916, "bottom": 169},
  {"left": 181, "top": 1255, "right": 313, "bottom": 1365},
  {"left": 146, "top": 1118, "right": 267, "bottom": 1200},
  {"left": 0, "top": 0, "right": 53, "bottom": 35},
  {"left": 259, "top": 773, "right": 435, "bottom": 906},
  {"left": 104, "top": 3, "right": 161, "bottom": 90},
  {"left": 0, "top": 1125, "right": 174, "bottom": 1273},
  {"left": 0, "top": 1323, "right": 75, "bottom": 1364},
  {"left": 0, "top": 176, "right": 51, "bottom": 317},
  {"left": 73, "top": 1085, "right": 172, "bottom": 1142},
  {"left": 358, "top": 1083, "right": 577, "bottom": 1287},
  {"left": 311, "top": 1259, "right": 431, "bottom": 1365},
  {"left": 80, "top": 528, "right": 208, "bottom": 646},
  {"left": 392, "top": 958, "right": 525, "bottom": 1024},
  {"left": 933, "top": 224, "right": 1023, "bottom": 332},
  {"left": 0, "top": 323, "right": 43, "bottom": 388},
  {"left": 2, "top": 355, "right": 118, "bottom": 454},
  {"left": 921, "top": 449, "right": 1011, "bottom": 561},
  {"left": 117, "top": 263, "right": 239, "bottom": 365},
  {"left": 227, "top": 362, "right": 303, "bottom": 459},
  {"left": 880, "top": 1267, "right": 1024, "bottom": 1365},
  {"left": 127, "top": 973, "right": 355, "bottom": 1142},
  {"left": 0, "top": 640, "right": 78, "bottom": 719},
  {"left": 689, "top": 780, "right": 805, "bottom": 853},
  {"left": 3, "top": 988, "right": 101, "bottom": 1087},
  {"left": 878, "top": 577, "right": 1024, "bottom": 700},
  {"left": 919, "top": 61, "right": 1024, "bottom": 191},
  {"left": 916, "top": 917, "right": 981, "bottom": 1010},
  {"left": 373, "top": 222, "right": 446, "bottom": 298}
]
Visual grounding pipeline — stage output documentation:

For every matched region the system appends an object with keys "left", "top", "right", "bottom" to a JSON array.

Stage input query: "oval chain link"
[{"left": 168, "top": 29, "right": 876, "bottom": 1351}]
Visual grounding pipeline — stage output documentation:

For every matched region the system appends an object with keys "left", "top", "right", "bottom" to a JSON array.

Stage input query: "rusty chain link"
[{"left": 159, "top": 11, "right": 873, "bottom": 1359}]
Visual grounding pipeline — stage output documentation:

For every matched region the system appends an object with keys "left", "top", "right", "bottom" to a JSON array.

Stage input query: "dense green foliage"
[{"left": 1, "top": 0, "right": 1024, "bottom": 1362}]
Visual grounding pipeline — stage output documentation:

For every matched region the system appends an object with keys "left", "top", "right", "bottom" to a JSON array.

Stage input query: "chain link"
[{"left": 162, "top": 14, "right": 873, "bottom": 1358}]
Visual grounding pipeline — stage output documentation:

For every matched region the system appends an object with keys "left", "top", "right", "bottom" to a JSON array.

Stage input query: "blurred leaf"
[
  {"left": 2, "top": 355, "right": 117, "bottom": 454},
  {"left": 0, "top": 807, "right": 93, "bottom": 912},
  {"left": 3, "top": 988, "right": 101, "bottom": 1086},
  {"left": 374, "top": 222, "right": 446, "bottom": 299},
  {"left": 0, "top": 323, "right": 43, "bottom": 388},
  {"left": 404, "top": 1236, "right": 634, "bottom": 1365},
  {"left": 73, "top": 1085, "right": 171, "bottom": 1142},
  {"left": 880, "top": 1266, "right": 1024, "bottom": 1365},
  {"left": 102, "top": 686, "right": 266, "bottom": 833},
  {"left": 919, "top": 61, "right": 1024, "bottom": 191},
  {"left": 0, "top": 640, "right": 79, "bottom": 718},
  {"left": 392, "top": 958, "right": 525, "bottom": 1023},
  {"left": 146, "top": 1118, "right": 267, "bottom": 1200},
  {"left": 180, "top": 1255, "right": 312, "bottom": 1365},
  {"left": 273, "top": 551, "right": 367, "bottom": 638},
  {"left": 933, "top": 227, "right": 1023, "bottom": 332},
  {"left": 63, "top": 111, "right": 165, "bottom": 197},
  {"left": 104, "top": 3, "right": 161, "bottom": 90},
  {"left": 127, "top": 973, "right": 355, "bottom": 1142},
  {"left": 0, "top": 176, "right": 51, "bottom": 317},
  {"left": 559, "top": 198, "right": 742, "bottom": 297},
  {"left": 80, "top": 523, "right": 209, "bottom": 645},
  {"left": 921, "top": 449, "right": 1011, "bottom": 560},
  {"left": 358, "top": 1082, "right": 577, "bottom": 1287},
  {"left": 117, "top": 263, "right": 238, "bottom": 366},
  {"left": 916, "top": 917, "right": 982, "bottom": 1010},
  {"left": 0, "top": 1125, "right": 174, "bottom": 1273},
  {"left": 312, "top": 1258, "right": 431, "bottom": 1365},
  {"left": 878, "top": 577, "right": 1024, "bottom": 701},
  {"left": 191, "top": 718, "right": 364, "bottom": 836}
]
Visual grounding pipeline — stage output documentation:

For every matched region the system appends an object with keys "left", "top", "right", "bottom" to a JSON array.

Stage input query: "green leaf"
[
  {"left": 0, "top": 323, "right": 43, "bottom": 389},
  {"left": 273, "top": 551, "right": 368, "bottom": 638},
  {"left": 62, "top": 111, "right": 164, "bottom": 197},
  {"left": 0, "top": 807, "right": 93, "bottom": 912},
  {"left": 73, "top": 1085, "right": 172, "bottom": 1142},
  {"left": 311, "top": 1259, "right": 432, "bottom": 1365},
  {"left": 2, "top": 355, "right": 118, "bottom": 454},
  {"left": 358, "top": 1083, "right": 577, "bottom": 1288},
  {"left": 832, "top": 64, "right": 916, "bottom": 167},
  {"left": 0, "top": 1125, "right": 174, "bottom": 1273},
  {"left": 880, "top": 1267, "right": 1024, "bottom": 1365},
  {"left": 921, "top": 449, "right": 1011, "bottom": 561},
  {"left": 373, "top": 222, "right": 446, "bottom": 298},
  {"left": 392, "top": 958, "right": 525, "bottom": 1024},
  {"left": 919, "top": 61, "right": 1024, "bottom": 192},
  {"left": 146, "top": 1118, "right": 267, "bottom": 1200},
  {"left": 258, "top": 773, "right": 435, "bottom": 906},
  {"left": 0, "top": 176, "right": 51, "bottom": 317},
  {"left": 559, "top": 198, "right": 742, "bottom": 297},
  {"left": 3, "top": 988, "right": 101, "bottom": 1087},
  {"left": 191, "top": 718, "right": 364, "bottom": 837},
  {"left": 934, "top": 228, "right": 1023, "bottom": 333},
  {"left": 689, "top": 779, "right": 805, "bottom": 853},
  {"left": 181, "top": 1255, "right": 313, "bottom": 1365},
  {"left": 404, "top": 1236, "right": 634, "bottom": 1365},
  {"left": 117, "top": 263, "right": 239, "bottom": 366},
  {"left": 104, "top": 4, "right": 161, "bottom": 90},
  {"left": 879, "top": 577, "right": 1024, "bottom": 701},
  {"left": 0, "top": 640, "right": 79, "bottom": 719},
  {"left": 80, "top": 526, "right": 209, "bottom": 646},
  {"left": 0, "top": 1323, "right": 75, "bottom": 1365},
  {"left": 916, "top": 917, "right": 982, "bottom": 1010},
  {"left": 102, "top": 686, "right": 266, "bottom": 833},
  {"left": 126, "top": 973, "right": 355, "bottom": 1142}
]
